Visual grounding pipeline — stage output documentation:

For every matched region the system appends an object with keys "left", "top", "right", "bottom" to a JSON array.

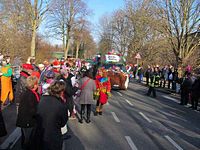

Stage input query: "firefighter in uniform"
[{"left": 147, "top": 67, "right": 160, "bottom": 98}]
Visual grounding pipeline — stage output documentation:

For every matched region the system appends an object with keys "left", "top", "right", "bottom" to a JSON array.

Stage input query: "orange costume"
[
  {"left": 1, "top": 64, "right": 14, "bottom": 104},
  {"left": 95, "top": 69, "right": 111, "bottom": 115}
]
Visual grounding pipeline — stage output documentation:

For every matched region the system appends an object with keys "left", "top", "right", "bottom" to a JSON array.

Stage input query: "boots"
[
  {"left": 79, "top": 114, "right": 83, "bottom": 124},
  {"left": 99, "top": 104, "right": 103, "bottom": 115},
  {"left": 79, "top": 108, "right": 84, "bottom": 124},
  {"left": 95, "top": 106, "right": 100, "bottom": 116},
  {"left": 86, "top": 113, "right": 91, "bottom": 123}
]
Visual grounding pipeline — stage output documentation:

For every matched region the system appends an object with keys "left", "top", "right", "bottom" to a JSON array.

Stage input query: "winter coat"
[
  {"left": 16, "top": 88, "right": 39, "bottom": 128},
  {"left": 79, "top": 76, "right": 96, "bottom": 104},
  {"left": 15, "top": 71, "right": 30, "bottom": 104},
  {"left": 0, "top": 107, "right": 7, "bottom": 137},
  {"left": 37, "top": 95, "right": 68, "bottom": 150},
  {"left": 191, "top": 78, "right": 200, "bottom": 98}
]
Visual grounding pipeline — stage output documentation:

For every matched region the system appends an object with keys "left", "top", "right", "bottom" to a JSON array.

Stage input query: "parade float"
[{"left": 100, "top": 52, "right": 129, "bottom": 90}]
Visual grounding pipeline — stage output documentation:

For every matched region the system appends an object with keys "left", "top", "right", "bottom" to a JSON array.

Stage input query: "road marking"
[
  {"left": 124, "top": 98, "right": 134, "bottom": 106},
  {"left": 162, "top": 95, "right": 179, "bottom": 103},
  {"left": 164, "top": 135, "right": 183, "bottom": 150},
  {"left": 139, "top": 112, "right": 152, "bottom": 123},
  {"left": 162, "top": 95, "right": 192, "bottom": 107},
  {"left": 0, "top": 127, "right": 21, "bottom": 149},
  {"left": 125, "top": 136, "right": 138, "bottom": 150},
  {"left": 117, "top": 92, "right": 122, "bottom": 96},
  {"left": 111, "top": 112, "right": 120, "bottom": 123}
]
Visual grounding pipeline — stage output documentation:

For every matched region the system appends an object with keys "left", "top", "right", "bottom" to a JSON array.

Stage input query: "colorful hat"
[
  {"left": 52, "top": 60, "right": 60, "bottom": 68},
  {"left": 31, "top": 71, "right": 40, "bottom": 79},
  {"left": 22, "top": 64, "right": 34, "bottom": 70}
]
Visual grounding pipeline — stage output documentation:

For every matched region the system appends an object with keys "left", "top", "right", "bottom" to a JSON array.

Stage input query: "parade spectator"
[
  {"left": 137, "top": 65, "right": 144, "bottom": 83},
  {"left": 52, "top": 60, "right": 61, "bottom": 76},
  {"left": 57, "top": 69, "right": 78, "bottom": 119},
  {"left": 180, "top": 72, "right": 193, "bottom": 105},
  {"left": 79, "top": 69, "right": 96, "bottom": 123},
  {"left": 16, "top": 76, "right": 39, "bottom": 150},
  {"left": 160, "top": 66, "right": 167, "bottom": 88},
  {"left": 37, "top": 81, "right": 68, "bottom": 150},
  {"left": 15, "top": 64, "right": 34, "bottom": 112},
  {"left": 95, "top": 69, "right": 111, "bottom": 115},
  {"left": 0, "top": 105, "right": 7, "bottom": 137},
  {"left": 146, "top": 67, "right": 160, "bottom": 98},
  {"left": 0, "top": 58, "right": 14, "bottom": 105},
  {"left": 190, "top": 76, "right": 200, "bottom": 110},
  {"left": 41, "top": 70, "right": 55, "bottom": 95},
  {"left": 30, "top": 57, "right": 40, "bottom": 73},
  {"left": 172, "top": 68, "right": 179, "bottom": 91},
  {"left": 145, "top": 65, "right": 151, "bottom": 85},
  {"left": 168, "top": 66, "right": 173, "bottom": 89}
]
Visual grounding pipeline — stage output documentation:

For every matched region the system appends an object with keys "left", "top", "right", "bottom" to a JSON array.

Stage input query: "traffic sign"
[{"left": 135, "top": 53, "right": 141, "bottom": 59}]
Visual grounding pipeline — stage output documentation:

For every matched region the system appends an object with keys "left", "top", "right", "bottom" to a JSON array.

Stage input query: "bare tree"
[
  {"left": 24, "top": 0, "right": 51, "bottom": 57},
  {"left": 158, "top": 0, "right": 200, "bottom": 67},
  {"left": 47, "top": 0, "right": 89, "bottom": 59}
]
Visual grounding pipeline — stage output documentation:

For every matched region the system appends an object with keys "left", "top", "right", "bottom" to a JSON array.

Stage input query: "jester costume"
[
  {"left": 1, "top": 64, "right": 14, "bottom": 104},
  {"left": 95, "top": 70, "right": 111, "bottom": 115}
]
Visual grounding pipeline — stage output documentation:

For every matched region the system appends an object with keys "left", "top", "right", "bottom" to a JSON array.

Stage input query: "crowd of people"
[
  {"left": 126, "top": 64, "right": 200, "bottom": 110},
  {"left": 0, "top": 56, "right": 111, "bottom": 150},
  {"left": 0, "top": 54, "right": 199, "bottom": 149}
]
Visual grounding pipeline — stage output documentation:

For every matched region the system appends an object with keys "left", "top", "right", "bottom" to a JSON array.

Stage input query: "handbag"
[{"left": 76, "top": 78, "right": 90, "bottom": 97}]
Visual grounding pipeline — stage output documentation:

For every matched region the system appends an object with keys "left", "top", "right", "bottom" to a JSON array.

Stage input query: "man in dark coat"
[
  {"left": 190, "top": 77, "right": 200, "bottom": 110},
  {"left": 180, "top": 72, "right": 193, "bottom": 105},
  {"left": 0, "top": 105, "right": 7, "bottom": 137}
]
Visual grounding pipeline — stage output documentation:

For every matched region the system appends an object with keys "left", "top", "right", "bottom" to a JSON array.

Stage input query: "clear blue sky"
[
  {"left": 43, "top": 0, "right": 125, "bottom": 45},
  {"left": 87, "top": 0, "right": 124, "bottom": 24},
  {"left": 87, "top": 0, "right": 125, "bottom": 42}
]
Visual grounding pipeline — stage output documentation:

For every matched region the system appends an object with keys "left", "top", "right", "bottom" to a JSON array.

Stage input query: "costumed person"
[
  {"left": 95, "top": 69, "right": 111, "bottom": 115},
  {"left": 79, "top": 69, "right": 96, "bottom": 123},
  {"left": 0, "top": 58, "right": 14, "bottom": 105},
  {"left": 15, "top": 63, "right": 34, "bottom": 113},
  {"left": 16, "top": 76, "right": 40, "bottom": 150},
  {"left": 52, "top": 59, "right": 61, "bottom": 76}
]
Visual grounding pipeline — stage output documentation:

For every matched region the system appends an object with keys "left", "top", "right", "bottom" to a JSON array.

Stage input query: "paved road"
[{"left": 1, "top": 81, "right": 200, "bottom": 150}]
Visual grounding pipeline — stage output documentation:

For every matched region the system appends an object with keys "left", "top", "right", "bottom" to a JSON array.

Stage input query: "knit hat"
[
  {"left": 53, "top": 60, "right": 60, "bottom": 68},
  {"left": 31, "top": 71, "right": 40, "bottom": 79},
  {"left": 22, "top": 64, "right": 34, "bottom": 70}
]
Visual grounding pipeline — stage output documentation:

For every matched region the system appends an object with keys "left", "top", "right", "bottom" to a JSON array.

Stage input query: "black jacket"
[
  {"left": 15, "top": 71, "right": 30, "bottom": 104},
  {"left": 37, "top": 95, "right": 68, "bottom": 150},
  {"left": 16, "top": 88, "right": 39, "bottom": 128}
]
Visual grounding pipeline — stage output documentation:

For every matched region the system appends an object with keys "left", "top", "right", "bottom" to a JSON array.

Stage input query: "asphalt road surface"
[{"left": 1, "top": 80, "right": 200, "bottom": 150}]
